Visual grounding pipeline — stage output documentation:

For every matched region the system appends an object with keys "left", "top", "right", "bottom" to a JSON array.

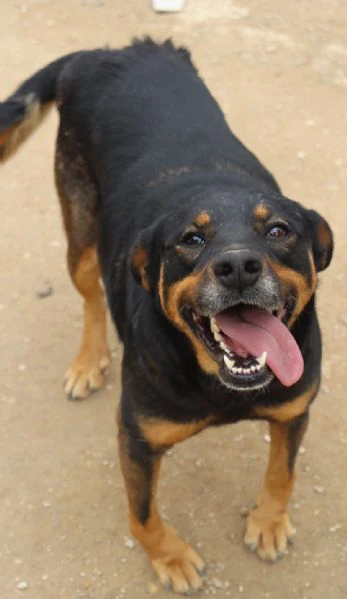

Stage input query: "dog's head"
[{"left": 131, "top": 190, "right": 333, "bottom": 391}]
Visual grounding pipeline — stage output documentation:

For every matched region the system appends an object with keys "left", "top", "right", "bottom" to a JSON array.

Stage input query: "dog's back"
[{"left": 1, "top": 40, "right": 275, "bottom": 192}]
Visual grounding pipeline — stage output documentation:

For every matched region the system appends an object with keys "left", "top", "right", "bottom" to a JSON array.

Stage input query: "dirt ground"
[{"left": 1, "top": 1, "right": 347, "bottom": 598}]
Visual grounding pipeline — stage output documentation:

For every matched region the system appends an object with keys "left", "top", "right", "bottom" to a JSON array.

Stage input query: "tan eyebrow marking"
[
  {"left": 194, "top": 211, "right": 211, "bottom": 227},
  {"left": 254, "top": 203, "right": 270, "bottom": 221}
]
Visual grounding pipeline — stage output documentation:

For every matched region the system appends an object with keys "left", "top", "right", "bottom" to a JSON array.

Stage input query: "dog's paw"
[
  {"left": 244, "top": 508, "right": 295, "bottom": 562},
  {"left": 151, "top": 534, "right": 205, "bottom": 594},
  {"left": 64, "top": 348, "right": 110, "bottom": 399}
]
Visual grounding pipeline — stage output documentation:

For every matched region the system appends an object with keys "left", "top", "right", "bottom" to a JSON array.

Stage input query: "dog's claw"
[{"left": 245, "top": 541, "right": 257, "bottom": 553}]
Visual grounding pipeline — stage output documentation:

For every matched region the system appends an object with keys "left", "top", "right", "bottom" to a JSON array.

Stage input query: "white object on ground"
[{"left": 152, "top": 0, "right": 186, "bottom": 12}]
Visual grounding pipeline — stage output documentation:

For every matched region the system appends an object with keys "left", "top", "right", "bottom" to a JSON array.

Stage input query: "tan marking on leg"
[
  {"left": 140, "top": 417, "right": 212, "bottom": 448},
  {"left": 119, "top": 426, "right": 205, "bottom": 593},
  {"left": 64, "top": 246, "right": 110, "bottom": 399},
  {"left": 252, "top": 384, "right": 318, "bottom": 422},
  {"left": 247, "top": 390, "right": 317, "bottom": 559},
  {"left": 244, "top": 420, "right": 297, "bottom": 561}
]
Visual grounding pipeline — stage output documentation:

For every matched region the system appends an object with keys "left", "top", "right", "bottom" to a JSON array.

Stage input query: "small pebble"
[
  {"left": 266, "top": 44, "right": 277, "bottom": 53},
  {"left": 36, "top": 285, "right": 53, "bottom": 299},
  {"left": 124, "top": 537, "right": 135, "bottom": 549},
  {"left": 149, "top": 582, "right": 158, "bottom": 594},
  {"left": 321, "top": 384, "right": 330, "bottom": 394},
  {"left": 16, "top": 581, "right": 29, "bottom": 590},
  {"left": 263, "top": 434, "right": 270, "bottom": 444},
  {"left": 297, "top": 150, "right": 307, "bottom": 159},
  {"left": 240, "top": 506, "right": 249, "bottom": 517},
  {"left": 81, "top": 0, "right": 106, "bottom": 5},
  {"left": 313, "top": 485, "right": 324, "bottom": 494},
  {"left": 299, "top": 446, "right": 306, "bottom": 455}
]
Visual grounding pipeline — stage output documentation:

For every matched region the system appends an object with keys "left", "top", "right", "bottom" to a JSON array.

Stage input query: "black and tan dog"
[{"left": 0, "top": 40, "right": 333, "bottom": 593}]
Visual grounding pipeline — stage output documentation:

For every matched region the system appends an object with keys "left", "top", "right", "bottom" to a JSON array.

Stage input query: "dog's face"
[{"left": 132, "top": 190, "right": 333, "bottom": 391}]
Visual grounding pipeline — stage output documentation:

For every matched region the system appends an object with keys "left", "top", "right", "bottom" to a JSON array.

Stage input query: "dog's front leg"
[
  {"left": 118, "top": 416, "right": 205, "bottom": 594},
  {"left": 244, "top": 411, "right": 309, "bottom": 561}
]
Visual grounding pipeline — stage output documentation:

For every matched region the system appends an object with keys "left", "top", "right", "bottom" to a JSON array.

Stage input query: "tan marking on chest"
[
  {"left": 252, "top": 383, "right": 319, "bottom": 422},
  {"left": 140, "top": 417, "right": 212, "bottom": 447}
]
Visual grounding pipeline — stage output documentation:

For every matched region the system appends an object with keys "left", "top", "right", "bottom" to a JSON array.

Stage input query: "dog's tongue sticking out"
[{"left": 215, "top": 307, "right": 304, "bottom": 387}]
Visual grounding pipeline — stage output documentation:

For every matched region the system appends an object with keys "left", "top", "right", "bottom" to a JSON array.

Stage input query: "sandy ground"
[{"left": 1, "top": 1, "right": 347, "bottom": 598}]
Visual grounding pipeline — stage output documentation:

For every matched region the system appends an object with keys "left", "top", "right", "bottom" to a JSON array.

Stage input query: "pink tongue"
[{"left": 215, "top": 307, "right": 304, "bottom": 387}]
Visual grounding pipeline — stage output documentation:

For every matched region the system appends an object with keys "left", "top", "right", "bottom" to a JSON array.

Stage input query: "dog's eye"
[
  {"left": 181, "top": 232, "right": 206, "bottom": 247},
  {"left": 266, "top": 224, "right": 290, "bottom": 239}
]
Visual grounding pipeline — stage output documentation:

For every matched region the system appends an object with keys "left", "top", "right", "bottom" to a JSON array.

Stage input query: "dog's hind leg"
[{"left": 55, "top": 125, "right": 110, "bottom": 399}]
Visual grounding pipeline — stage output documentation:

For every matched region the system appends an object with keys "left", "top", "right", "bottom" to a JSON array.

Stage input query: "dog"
[{"left": 0, "top": 39, "right": 333, "bottom": 593}]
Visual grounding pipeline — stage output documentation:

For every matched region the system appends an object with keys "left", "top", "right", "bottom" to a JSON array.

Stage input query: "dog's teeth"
[
  {"left": 243, "top": 368, "right": 251, "bottom": 374},
  {"left": 236, "top": 367, "right": 243, "bottom": 374},
  {"left": 231, "top": 366, "right": 238, "bottom": 374},
  {"left": 223, "top": 355, "right": 235, "bottom": 370},
  {"left": 210, "top": 317, "right": 223, "bottom": 342},
  {"left": 256, "top": 351, "right": 267, "bottom": 368},
  {"left": 219, "top": 341, "right": 229, "bottom": 352},
  {"left": 210, "top": 317, "right": 219, "bottom": 334},
  {"left": 251, "top": 365, "right": 257, "bottom": 372}
]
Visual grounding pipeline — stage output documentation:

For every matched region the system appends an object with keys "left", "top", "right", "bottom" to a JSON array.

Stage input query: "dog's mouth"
[{"left": 184, "top": 300, "right": 304, "bottom": 391}]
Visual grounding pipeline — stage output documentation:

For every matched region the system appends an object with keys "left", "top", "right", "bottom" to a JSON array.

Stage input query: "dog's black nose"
[{"left": 213, "top": 249, "right": 262, "bottom": 290}]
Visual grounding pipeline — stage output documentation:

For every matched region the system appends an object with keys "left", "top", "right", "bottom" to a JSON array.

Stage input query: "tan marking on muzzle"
[
  {"left": 159, "top": 264, "right": 219, "bottom": 375},
  {"left": 268, "top": 252, "right": 317, "bottom": 326}
]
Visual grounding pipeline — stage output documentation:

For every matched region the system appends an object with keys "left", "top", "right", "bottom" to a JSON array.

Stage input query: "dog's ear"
[
  {"left": 130, "top": 219, "right": 164, "bottom": 291},
  {"left": 305, "top": 209, "right": 333, "bottom": 272}
]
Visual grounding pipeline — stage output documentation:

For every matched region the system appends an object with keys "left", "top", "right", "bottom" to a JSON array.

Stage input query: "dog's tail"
[{"left": 0, "top": 52, "right": 80, "bottom": 162}]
